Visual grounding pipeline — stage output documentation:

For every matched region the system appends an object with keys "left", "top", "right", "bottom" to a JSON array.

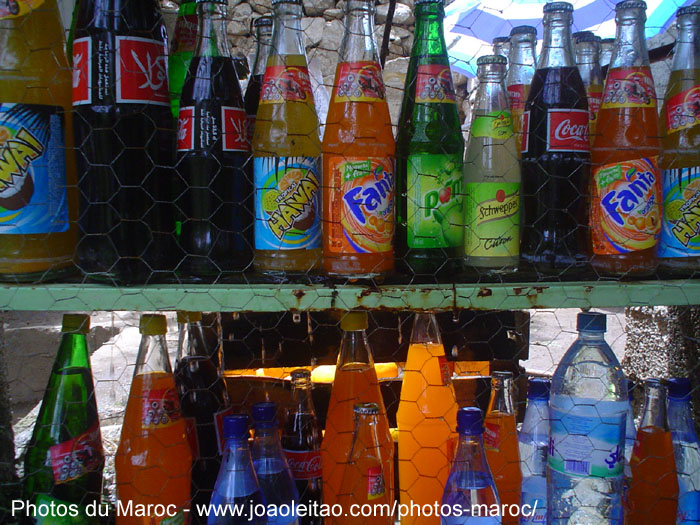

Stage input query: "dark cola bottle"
[
  {"left": 282, "top": 369, "right": 322, "bottom": 525},
  {"left": 175, "top": 0, "right": 253, "bottom": 281},
  {"left": 72, "top": 0, "right": 177, "bottom": 284},
  {"left": 520, "top": 1, "right": 590, "bottom": 277}
]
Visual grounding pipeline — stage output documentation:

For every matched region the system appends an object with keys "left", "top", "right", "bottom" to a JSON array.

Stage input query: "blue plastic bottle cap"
[
  {"left": 252, "top": 401, "right": 278, "bottom": 427},
  {"left": 577, "top": 312, "right": 606, "bottom": 332},
  {"left": 527, "top": 377, "right": 551, "bottom": 400},
  {"left": 457, "top": 407, "right": 484, "bottom": 435},
  {"left": 668, "top": 378, "right": 692, "bottom": 400},
  {"left": 223, "top": 414, "right": 249, "bottom": 439}
]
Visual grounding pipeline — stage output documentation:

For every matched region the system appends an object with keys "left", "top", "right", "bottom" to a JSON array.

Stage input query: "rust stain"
[
  {"left": 477, "top": 288, "right": 493, "bottom": 298},
  {"left": 513, "top": 287, "right": 525, "bottom": 295},
  {"left": 359, "top": 288, "right": 373, "bottom": 298},
  {"left": 293, "top": 289, "right": 305, "bottom": 300}
]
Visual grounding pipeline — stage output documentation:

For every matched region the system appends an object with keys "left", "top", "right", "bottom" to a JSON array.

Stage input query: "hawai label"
[
  {"left": 333, "top": 61, "right": 385, "bottom": 102},
  {"left": 0, "top": 0, "right": 44, "bottom": 19},
  {"left": 601, "top": 68, "right": 657, "bottom": 109},
  {"left": 326, "top": 156, "right": 394, "bottom": 254},
  {"left": 283, "top": 450, "right": 322, "bottom": 480},
  {"left": 659, "top": 166, "right": 700, "bottom": 258},
  {"left": 665, "top": 84, "right": 700, "bottom": 134},
  {"left": 0, "top": 104, "right": 69, "bottom": 235},
  {"left": 591, "top": 157, "right": 662, "bottom": 255},
  {"left": 254, "top": 156, "right": 321, "bottom": 250},
  {"left": 546, "top": 109, "right": 589, "bottom": 152},
  {"left": 115, "top": 37, "right": 170, "bottom": 106},
  {"left": 471, "top": 111, "right": 514, "bottom": 140},
  {"left": 407, "top": 153, "right": 463, "bottom": 249},
  {"left": 33, "top": 494, "right": 95, "bottom": 525},
  {"left": 48, "top": 422, "right": 103, "bottom": 484},
  {"left": 260, "top": 64, "right": 313, "bottom": 104},
  {"left": 415, "top": 64, "right": 457, "bottom": 104},
  {"left": 176, "top": 105, "right": 247, "bottom": 152},
  {"left": 464, "top": 182, "right": 520, "bottom": 258},
  {"left": 367, "top": 466, "right": 386, "bottom": 500},
  {"left": 141, "top": 387, "right": 183, "bottom": 429}
]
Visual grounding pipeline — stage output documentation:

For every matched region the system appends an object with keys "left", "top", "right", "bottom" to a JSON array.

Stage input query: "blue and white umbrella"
[{"left": 444, "top": 0, "right": 694, "bottom": 77}]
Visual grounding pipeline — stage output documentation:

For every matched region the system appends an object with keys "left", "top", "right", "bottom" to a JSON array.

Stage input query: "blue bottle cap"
[
  {"left": 457, "top": 407, "right": 484, "bottom": 435},
  {"left": 668, "top": 378, "right": 691, "bottom": 400},
  {"left": 577, "top": 312, "right": 606, "bottom": 332},
  {"left": 527, "top": 377, "right": 551, "bottom": 400},
  {"left": 223, "top": 414, "right": 249, "bottom": 439},
  {"left": 252, "top": 402, "right": 278, "bottom": 428}
]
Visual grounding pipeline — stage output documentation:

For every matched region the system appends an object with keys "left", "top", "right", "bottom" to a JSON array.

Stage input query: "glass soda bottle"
[
  {"left": 600, "top": 38, "right": 615, "bottom": 70},
  {"left": 493, "top": 36, "right": 511, "bottom": 63},
  {"left": 506, "top": 25, "right": 537, "bottom": 157},
  {"left": 658, "top": 6, "right": 700, "bottom": 275},
  {"left": 22, "top": 314, "right": 103, "bottom": 523},
  {"left": 115, "top": 314, "right": 192, "bottom": 524},
  {"left": 169, "top": 0, "right": 198, "bottom": 120},
  {"left": 245, "top": 16, "right": 273, "bottom": 145},
  {"left": 174, "top": 311, "right": 231, "bottom": 524},
  {"left": 0, "top": 0, "right": 77, "bottom": 281},
  {"left": 521, "top": 2, "right": 590, "bottom": 276},
  {"left": 336, "top": 403, "right": 393, "bottom": 525},
  {"left": 251, "top": 0, "right": 321, "bottom": 277},
  {"left": 591, "top": 0, "right": 662, "bottom": 277},
  {"left": 483, "top": 371, "right": 522, "bottom": 525},
  {"left": 397, "top": 312, "right": 458, "bottom": 524},
  {"left": 573, "top": 31, "right": 604, "bottom": 145},
  {"left": 441, "top": 407, "right": 501, "bottom": 525},
  {"left": 667, "top": 378, "right": 700, "bottom": 524},
  {"left": 208, "top": 414, "right": 265, "bottom": 524},
  {"left": 281, "top": 369, "right": 322, "bottom": 525},
  {"left": 396, "top": 0, "right": 464, "bottom": 277},
  {"left": 464, "top": 55, "right": 521, "bottom": 274},
  {"left": 627, "top": 378, "right": 679, "bottom": 523},
  {"left": 518, "top": 377, "right": 550, "bottom": 525},
  {"left": 322, "top": 0, "right": 395, "bottom": 280},
  {"left": 321, "top": 311, "right": 393, "bottom": 509},
  {"left": 548, "top": 312, "right": 627, "bottom": 524},
  {"left": 175, "top": 0, "right": 253, "bottom": 281}
]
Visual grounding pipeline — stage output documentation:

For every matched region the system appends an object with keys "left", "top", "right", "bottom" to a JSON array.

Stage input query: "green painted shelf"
[{"left": 0, "top": 280, "right": 699, "bottom": 311}]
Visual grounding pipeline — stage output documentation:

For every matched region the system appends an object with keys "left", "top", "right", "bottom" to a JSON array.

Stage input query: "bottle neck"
[
  {"left": 452, "top": 431, "right": 490, "bottom": 473},
  {"left": 610, "top": 7, "right": 650, "bottom": 69},
  {"left": 538, "top": 11, "right": 576, "bottom": 69},
  {"left": 348, "top": 413, "right": 382, "bottom": 462},
  {"left": 194, "top": 2, "right": 231, "bottom": 58},
  {"left": 177, "top": 321, "right": 208, "bottom": 362},
  {"left": 57, "top": 333, "right": 90, "bottom": 371},
  {"left": 577, "top": 329, "right": 606, "bottom": 342},
  {"left": 291, "top": 377, "right": 316, "bottom": 414},
  {"left": 413, "top": 5, "right": 448, "bottom": 58},
  {"left": 575, "top": 42, "right": 599, "bottom": 65},
  {"left": 672, "top": 15, "right": 700, "bottom": 72},
  {"left": 488, "top": 376, "right": 514, "bottom": 415},
  {"left": 135, "top": 334, "right": 171, "bottom": 375},
  {"left": 339, "top": 1, "right": 379, "bottom": 63},
  {"left": 271, "top": 2, "right": 305, "bottom": 58},
  {"left": 253, "top": 424, "right": 284, "bottom": 455},
  {"left": 474, "top": 63, "right": 507, "bottom": 112},
  {"left": 639, "top": 381, "right": 669, "bottom": 430},
  {"left": 509, "top": 36, "right": 537, "bottom": 68},
  {"left": 338, "top": 330, "right": 374, "bottom": 367},
  {"left": 252, "top": 26, "right": 273, "bottom": 76}
]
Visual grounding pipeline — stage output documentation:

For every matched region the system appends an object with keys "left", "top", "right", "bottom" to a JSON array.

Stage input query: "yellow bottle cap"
[
  {"left": 340, "top": 311, "right": 368, "bottom": 331},
  {"left": 176, "top": 311, "right": 202, "bottom": 324},
  {"left": 139, "top": 314, "right": 167, "bottom": 335},
  {"left": 61, "top": 314, "right": 90, "bottom": 334}
]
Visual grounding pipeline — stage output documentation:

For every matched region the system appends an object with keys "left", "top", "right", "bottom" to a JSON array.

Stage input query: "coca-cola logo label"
[
  {"left": 72, "top": 37, "right": 91, "bottom": 106},
  {"left": 177, "top": 106, "right": 195, "bottom": 151},
  {"left": 48, "top": 422, "right": 103, "bottom": 484},
  {"left": 116, "top": 36, "right": 170, "bottom": 106},
  {"left": 222, "top": 106, "right": 248, "bottom": 152},
  {"left": 546, "top": 109, "right": 589, "bottom": 152},
  {"left": 283, "top": 450, "right": 322, "bottom": 480}
]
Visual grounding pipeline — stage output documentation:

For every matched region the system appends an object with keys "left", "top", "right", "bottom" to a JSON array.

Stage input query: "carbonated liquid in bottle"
[
  {"left": 506, "top": 25, "right": 537, "bottom": 157},
  {"left": 574, "top": 31, "right": 604, "bottom": 144},
  {"left": 169, "top": 0, "right": 198, "bottom": 120}
]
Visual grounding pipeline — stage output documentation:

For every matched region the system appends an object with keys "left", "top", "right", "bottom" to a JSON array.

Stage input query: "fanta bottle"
[
  {"left": 591, "top": 0, "right": 662, "bottom": 276},
  {"left": 322, "top": 0, "right": 395, "bottom": 280}
]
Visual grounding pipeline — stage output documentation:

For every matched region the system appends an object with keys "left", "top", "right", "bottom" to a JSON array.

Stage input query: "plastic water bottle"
[
  {"left": 252, "top": 402, "right": 300, "bottom": 524},
  {"left": 623, "top": 378, "right": 636, "bottom": 513},
  {"left": 668, "top": 378, "right": 700, "bottom": 524},
  {"left": 518, "top": 377, "right": 549, "bottom": 524},
  {"left": 548, "top": 312, "right": 627, "bottom": 524},
  {"left": 441, "top": 407, "right": 501, "bottom": 524}
]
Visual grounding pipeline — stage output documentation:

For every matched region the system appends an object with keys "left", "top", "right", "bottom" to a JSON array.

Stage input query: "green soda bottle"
[
  {"left": 23, "top": 314, "right": 104, "bottom": 524},
  {"left": 396, "top": 0, "right": 465, "bottom": 279},
  {"left": 169, "top": 0, "right": 198, "bottom": 119}
]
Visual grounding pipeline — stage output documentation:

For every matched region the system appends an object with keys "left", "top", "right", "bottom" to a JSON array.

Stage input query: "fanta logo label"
[
  {"left": 0, "top": 127, "right": 43, "bottom": 201},
  {"left": 554, "top": 119, "right": 587, "bottom": 143},
  {"left": 601, "top": 169, "right": 656, "bottom": 227},
  {"left": 343, "top": 166, "right": 393, "bottom": 225}
]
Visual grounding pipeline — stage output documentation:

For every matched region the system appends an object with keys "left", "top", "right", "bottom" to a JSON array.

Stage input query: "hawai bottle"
[
  {"left": 322, "top": 0, "right": 395, "bottom": 279},
  {"left": 22, "top": 314, "right": 103, "bottom": 524},
  {"left": 591, "top": 0, "right": 662, "bottom": 276},
  {"left": 251, "top": 0, "right": 321, "bottom": 277},
  {"left": 464, "top": 55, "right": 520, "bottom": 274},
  {"left": 574, "top": 31, "right": 604, "bottom": 144},
  {"left": 506, "top": 25, "right": 537, "bottom": 157},
  {"left": 396, "top": 0, "right": 464, "bottom": 277},
  {"left": 244, "top": 16, "right": 273, "bottom": 145},
  {"left": 658, "top": 6, "right": 700, "bottom": 275},
  {"left": 169, "top": 0, "right": 198, "bottom": 119}
]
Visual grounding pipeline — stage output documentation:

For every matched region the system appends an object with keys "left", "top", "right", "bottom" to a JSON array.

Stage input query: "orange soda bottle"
[
  {"left": 321, "top": 0, "right": 395, "bottom": 279},
  {"left": 397, "top": 313, "right": 458, "bottom": 525},
  {"left": 115, "top": 314, "right": 192, "bottom": 524},
  {"left": 321, "top": 311, "right": 394, "bottom": 510},
  {"left": 627, "top": 378, "right": 679, "bottom": 524},
  {"left": 483, "top": 371, "right": 522, "bottom": 525}
]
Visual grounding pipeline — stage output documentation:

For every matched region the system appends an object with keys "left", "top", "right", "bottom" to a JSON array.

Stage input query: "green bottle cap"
[{"left": 61, "top": 314, "right": 90, "bottom": 334}]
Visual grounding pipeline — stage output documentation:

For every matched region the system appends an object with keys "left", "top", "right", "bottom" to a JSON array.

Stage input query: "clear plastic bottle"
[
  {"left": 623, "top": 378, "right": 636, "bottom": 515},
  {"left": 506, "top": 26, "right": 537, "bottom": 157},
  {"left": 518, "top": 377, "right": 549, "bottom": 524},
  {"left": 548, "top": 312, "right": 627, "bottom": 524}
]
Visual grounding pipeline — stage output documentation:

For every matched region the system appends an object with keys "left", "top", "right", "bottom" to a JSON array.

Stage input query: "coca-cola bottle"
[
  {"left": 521, "top": 1, "right": 590, "bottom": 277},
  {"left": 282, "top": 369, "right": 322, "bottom": 525},
  {"left": 72, "top": 0, "right": 177, "bottom": 284}
]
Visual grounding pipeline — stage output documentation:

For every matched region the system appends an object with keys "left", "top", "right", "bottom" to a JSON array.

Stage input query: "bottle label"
[
  {"left": 72, "top": 37, "right": 92, "bottom": 105},
  {"left": 0, "top": 0, "right": 44, "bottom": 20},
  {"left": 176, "top": 105, "right": 247, "bottom": 152},
  {"left": 471, "top": 111, "right": 514, "bottom": 140},
  {"left": 115, "top": 36, "right": 170, "bottom": 106},
  {"left": 438, "top": 355, "right": 453, "bottom": 386},
  {"left": 172, "top": 14, "right": 198, "bottom": 54},
  {"left": 507, "top": 84, "right": 526, "bottom": 111},
  {"left": 665, "top": 84, "right": 700, "bottom": 134},
  {"left": 406, "top": 153, "right": 463, "bottom": 249},
  {"left": 260, "top": 65, "right": 313, "bottom": 104},
  {"left": 48, "top": 422, "right": 103, "bottom": 484},
  {"left": 326, "top": 156, "right": 394, "bottom": 254},
  {"left": 591, "top": 157, "right": 662, "bottom": 255},
  {"left": 254, "top": 156, "right": 321, "bottom": 250},
  {"left": 464, "top": 182, "right": 520, "bottom": 258},
  {"left": 483, "top": 421, "right": 501, "bottom": 449},
  {"left": 588, "top": 90, "right": 603, "bottom": 118},
  {"left": 0, "top": 103, "right": 69, "bottom": 235},
  {"left": 546, "top": 109, "right": 589, "bottom": 152},
  {"left": 283, "top": 449, "right": 322, "bottom": 480},
  {"left": 367, "top": 465, "right": 386, "bottom": 500},
  {"left": 214, "top": 406, "right": 235, "bottom": 455},
  {"left": 601, "top": 68, "right": 656, "bottom": 109},
  {"left": 333, "top": 61, "right": 386, "bottom": 102},
  {"left": 33, "top": 494, "right": 94, "bottom": 524},
  {"left": 659, "top": 166, "right": 700, "bottom": 258},
  {"left": 141, "top": 387, "right": 183, "bottom": 429},
  {"left": 521, "top": 110, "right": 530, "bottom": 153},
  {"left": 415, "top": 64, "right": 457, "bottom": 104}
]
